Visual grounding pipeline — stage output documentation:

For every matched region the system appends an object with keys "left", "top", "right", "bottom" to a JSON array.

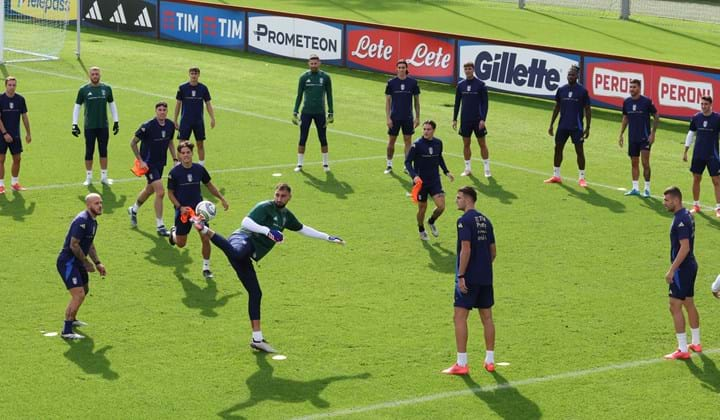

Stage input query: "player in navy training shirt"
[
  {"left": 443, "top": 186, "right": 497, "bottom": 375},
  {"left": 546, "top": 65, "right": 592, "bottom": 187},
  {"left": 173, "top": 67, "right": 215, "bottom": 166},
  {"left": 405, "top": 120, "right": 454, "bottom": 240},
  {"left": 56, "top": 193, "right": 106, "bottom": 339},
  {"left": 682, "top": 96, "right": 720, "bottom": 216},
  {"left": 0, "top": 76, "right": 31, "bottom": 193},
  {"left": 662, "top": 186, "right": 702, "bottom": 360},
  {"left": 128, "top": 102, "right": 178, "bottom": 236},
  {"left": 384, "top": 59, "right": 420, "bottom": 174},
  {"left": 453, "top": 62, "right": 490, "bottom": 178},
  {"left": 168, "top": 141, "right": 229, "bottom": 279},
  {"left": 619, "top": 79, "right": 660, "bottom": 197}
]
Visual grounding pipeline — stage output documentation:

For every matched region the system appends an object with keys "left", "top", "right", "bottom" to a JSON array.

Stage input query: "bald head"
[{"left": 85, "top": 193, "right": 103, "bottom": 217}]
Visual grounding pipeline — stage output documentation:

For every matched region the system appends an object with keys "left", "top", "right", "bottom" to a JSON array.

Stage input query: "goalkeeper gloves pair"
[
  {"left": 291, "top": 113, "right": 334, "bottom": 125},
  {"left": 71, "top": 122, "right": 119, "bottom": 137}
]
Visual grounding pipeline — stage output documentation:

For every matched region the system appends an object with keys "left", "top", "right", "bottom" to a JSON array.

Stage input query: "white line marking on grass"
[
  {"left": 11, "top": 65, "right": 710, "bottom": 209},
  {"left": 22, "top": 88, "right": 77, "bottom": 95},
  {"left": 292, "top": 349, "right": 720, "bottom": 419}
]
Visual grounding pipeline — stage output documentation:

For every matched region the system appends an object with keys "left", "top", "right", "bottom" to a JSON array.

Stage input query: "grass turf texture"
[{"left": 2, "top": 7, "right": 720, "bottom": 419}]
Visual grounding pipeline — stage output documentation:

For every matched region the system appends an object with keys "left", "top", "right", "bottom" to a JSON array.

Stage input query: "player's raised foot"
[
  {"left": 484, "top": 169, "right": 492, "bottom": 178},
  {"left": 690, "top": 205, "right": 702, "bottom": 214},
  {"left": 643, "top": 189, "right": 651, "bottom": 198},
  {"left": 157, "top": 225, "right": 170, "bottom": 237},
  {"left": 71, "top": 320, "right": 88, "bottom": 327},
  {"left": 663, "top": 349, "right": 691, "bottom": 360},
  {"left": 0, "top": 185, "right": 5, "bottom": 194},
  {"left": 11, "top": 183, "right": 26, "bottom": 191},
  {"left": 544, "top": 176, "right": 562, "bottom": 184},
  {"left": 168, "top": 226, "right": 176, "bottom": 246},
  {"left": 419, "top": 231, "right": 429, "bottom": 241},
  {"left": 100, "top": 178, "right": 114, "bottom": 186},
  {"left": 61, "top": 332, "right": 85, "bottom": 340},
  {"left": 127, "top": 206, "right": 138, "bottom": 228},
  {"left": 203, "top": 269, "right": 214, "bottom": 280},
  {"left": 715, "top": 208, "right": 720, "bottom": 218},
  {"left": 250, "top": 339, "right": 276, "bottom": 353},
  {"left": 689, "top": 343, "right": 703, "bottom": 353},
  {"left": 624, "top": 189, "right": 640, "bottom": 196},
  {"left": 442, "top": 363, "right": 469, "bottom": 375},
  {"left": 323, "top": 165, "right": 330, "bottom": 172},
  {"left": 428, "top": 223, "right": 439, "bottom": 237},
  {"left": 294, "top": 165, "right": 303, "bottom": 173},
  {"left": 82, "top": 178, "right": 92, "bottom": 186},
  {"left": 484, "top": 362, "right": 496, "bottom": 372},
  {"left": 384, "top": 166, "right": 393, "bottom": 174},
  {"left": 460, "top": 169, "right": 472, "bottom": 177},
  {"left": 578, "top": 179, "right": 588, "bottom": 188}
]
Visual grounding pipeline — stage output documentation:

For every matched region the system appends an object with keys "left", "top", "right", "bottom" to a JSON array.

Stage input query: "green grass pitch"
[{"left": 2, "top": 2, "right": 720, "bottom": 418}]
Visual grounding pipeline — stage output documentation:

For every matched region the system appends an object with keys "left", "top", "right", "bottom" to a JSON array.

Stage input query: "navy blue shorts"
[
  {"left": 628, "top": 141, "right": 651, "bottom": 157},
  {"left": 455, "top": 282, "right": 494, "bottom": 309},
  {"left": 388, "top": 119, "right": 414, "bottom": 136},
  {"left": 669, "top": 262, "right": 697, "bottom": 300},
  {"left": 84, "top": 127, "right": 109, "bottom": 160},
  {"left": 174, "top": 206, "right": 208, "bottom": 236},
  {"left": 417, "top": 182, "right": 444, "bottom": 202},
  {"left": 299, "top": 113, "right": 327, "bottom": 147},
  {"left": 555, "top": 128, "right": 583, "bottom": 145},
  {"left": 179, "top": 119, "right": 206, "bottom": 141},
  {"left": 459, "top": 120, "right": 488, "bottom": 138},
  {"left": 0, "top": 137, "right": 22, "bottom": 155},
  {"left": 57, "top": 257, "right": 89, "bottom": 290},
  {"left": 690, "top": 157, "right": 720, "bottom": 176},
  {"left": 145, "top": 166, "right": 164, "bottom": 184}
]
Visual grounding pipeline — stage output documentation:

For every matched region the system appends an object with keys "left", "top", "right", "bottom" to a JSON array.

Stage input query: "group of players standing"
[{"left": 1, "top": 51, "right": 717, "bottom": 371}]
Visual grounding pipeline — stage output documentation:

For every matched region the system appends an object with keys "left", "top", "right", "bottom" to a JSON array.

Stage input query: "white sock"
[
  {"left": 387, "top": 159, "right": 393, "bottom": 167},
  {"left": 464, "top": 160, "right": 471, "bottom": 170},
  {"left": 156, "top": 218, "right": 165, "bottom": 228},
  {"left": 86, "top": 170, "right": 93, "bottom": 179},
  {"left": 456, "top": 352, "right": 468, "bottom": 367},
  {"left": 485, "top": 350, "right": 495, "bottom": 363},
  {"left": 579, "top": 170, "right": 585, "bottom": 180},
  {"left": 483, "top": 159, "right": 490, "bottom": 170},
  {"left": 252, "top": 331, "right": 264, "bottom": 342},
  {"left": 322, "top": 153, "right": 329, "bottom": 166},
  {"left": 694, "top": 200, "right": 700, "bottom": 206},
  {"left": 632, "top": 180, "right": 639, "bottom": 190},
  {"left": 203, "top": 259, "right": 210, "bottom": 270},
  {"left": 691, "top": 328, "right": 701, "bottom": 345},
  {"left": 553, "top": 167, "right": 561, "bottom": 177},
  {"left": 11, "top": 177, "right": 18, "bottom": 185},
  {"left": 198, "top": 160, "right": 205, "bottom": 167},
  {"left": 297, "top": 153, "right": 304, "bottom": 166},
  {"left": 716, "top": 203, "right": 720, "bottom": 210},
  {"left": 676, "top": 333, "right": 688, "bottom": 352},
  {"left": 644, "top": 181, "right": 650, "bottom": 191},
  {"left": 100, "top": 169, "right": 108, "bottom": 179},
  {"left": 132, "top": 202, "right": 140, "bottom": 212},
  {"left": 0, "top": 179, "right": 4, "bottom": 186}
]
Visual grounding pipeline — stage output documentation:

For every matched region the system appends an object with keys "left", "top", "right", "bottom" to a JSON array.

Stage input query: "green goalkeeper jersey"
[
  {"left": 293, "top": 70, "right": 333, "bottom": 115},
  {"left": 243, "top": 200, "right": 303, "bottom": 261},
  {"left": 75, "top": 83, "right": 115, "bottom": 129}
]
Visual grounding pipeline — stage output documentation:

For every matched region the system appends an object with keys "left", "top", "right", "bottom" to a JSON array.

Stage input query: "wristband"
[{"left": 457, "top": 274, "right": 465, "bottom": 278}]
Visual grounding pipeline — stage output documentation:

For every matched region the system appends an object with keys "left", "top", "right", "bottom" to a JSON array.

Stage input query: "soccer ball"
[
  {"left": 195, "top": 201, "right": 217, "bottom": 221},
  {"left": 712, "top": 274, "right": 720, "bottom": 294}
]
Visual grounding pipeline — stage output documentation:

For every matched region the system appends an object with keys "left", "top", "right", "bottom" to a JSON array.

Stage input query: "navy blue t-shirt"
[
  {"left": 670, "top": 208, "right": 695, "bottom": 267},
  {"left": 555, "top": 83, "right": 589, "bottom": 131},
  {"left": 167, "top": 163, "right": 211, "bottom": 209},
  {"left": 135, "top": 118, "right": 175, "bottom": 167},
  {"left": 176, "top": 82, "right": 211, "bottom": 123},
  {"left": 385, "top": 76, "right": 420, "bottom": 121},
  {"left": 405, "top": 137, "right": 449, "bottom": 184},
  {"left": 457, "top": 209, "right": 495, "bottom": 285},
  {"left": 453, "top": 77, "right": 488, "bottom": 122},
  {"left": 622, "top": 95, "right": 657, "bottom": 143},
  {"left": 689, "top": 111, "right": 720, "bottom": 160},
  {"left": 0, "top": 93, "right": 27, "bottom": 138},
  {"left": 59, "top": 210, "right": 98, "bottom": 261}
]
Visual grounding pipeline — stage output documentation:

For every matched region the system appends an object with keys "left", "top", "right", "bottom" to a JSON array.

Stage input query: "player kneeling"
[{"left": 168, "top": 141, "right": 228, "bottom": 279}]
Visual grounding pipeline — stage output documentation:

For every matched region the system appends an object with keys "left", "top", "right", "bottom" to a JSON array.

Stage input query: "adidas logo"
[
  {"left": 133, "top": 7, "right": 152, "bottom": 28},
  {"left": 109, "top": 4, "right": 127, "bottom": 24},
  {"left": 85, "top": 1, "right": 102, "bottom": 21}
]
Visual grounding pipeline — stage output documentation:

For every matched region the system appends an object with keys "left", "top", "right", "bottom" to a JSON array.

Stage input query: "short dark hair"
[
  {"left": 423, "top": 120, "right": 436, "bottom": 129},
  {"left": 630, "top": 79, "right": 641, "bottom": 88},
  {"left": 397, "top": 59, "right": 409, "bottom": 74},
  {"left": 155, "top": 101, "right": 168, "bottom": 109},
  {"left": 177, "top": 140, "right": 194, "bottom": 153},
  {"left": 663, "top": 186, "right": 682, "bottom": 201},
  {"left": 463, "top": 61, "right": 474, "bottom": 69},
  {"left": 189, "top": 67, "right": 200, "bottom": 74},
  {"left": 275, "top": 183, "right": 292, "bottom": 193},
  {"left": 458, "top": 186, "right": 477, "bottom": 202},
  {"left": 569, "top": 64, "right": 580, "bottom": 74},
  {"left": 701, "top": 96, "right": 713, "bottom": 104}
]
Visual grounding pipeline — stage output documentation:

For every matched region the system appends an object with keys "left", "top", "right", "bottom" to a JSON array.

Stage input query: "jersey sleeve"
[
  {"left": 293, "top": 74, "right": 305, "bottom": 113},
  {"left": 69, "top": 218, "right": 87, "bottom": 241},
  {"left": 203, "top": 85, "right": 211, "bottom": 101},
  {"left": 20, "top": 96, "right": 28, "bottom": 113},
  {"left": 649, "top": 101, "right": 657, "bottom": 115},
  {"left": 413, "top": 81, "right": 420, "bottom": 95},
  {"left": 106, "top": 86, "right": 114, "bottom": 103},
  {"left": 457, "top": 217, "right": 472, "bottom": 242},
  {"left": 405, "top": 143, "right": 418, "bottom": 178},
  {"left": 385, "top": 81, "right": 392, "bottom": 96},
  {"left": 676, "top": 218, "right": 692, "bottom": 240},
  {"left": 176, "top": 86, "right": 183, "bottom": 101},
  {"left": 555, "top": 88, "right": 561, "bottom": 104},
  {"left": 201, "top": 167, "right": 211, "bottom": 184},
  {"left": 75, "top": 87, "right": 85, "bottom": 105},
  {"left": 622, "top": 100, "right": 628, "bottom": 115},
  {"left": 487, "top": 220, "right": 496, "bottom": 245},
  {"left": 480, "top": 84, "right": 488, "bottom": 121},
  {"left": 167, "top": 169, "right": 177, "bottom": 191},
  {"left": 135, "top": 123, "right": 147, "bottom": 140},
  {"left": 689, "top": 117, "right": 697, "bottom": 132},
  {"left": 284, "top": 210, "right": 303, "bottom": 232},
  {"left": 581, "top": 88, "right": 590, "bottom": 108},
  {"left": 453, "top": 84, "right": 462, "bottom": 120},
  {"left": 325, "top": 74, "right": 333, "bottom": 114}
]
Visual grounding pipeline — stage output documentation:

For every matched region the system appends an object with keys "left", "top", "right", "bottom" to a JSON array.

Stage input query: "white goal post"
[{"left": 0, "top": 0, "right": 75, "bottom": 63}]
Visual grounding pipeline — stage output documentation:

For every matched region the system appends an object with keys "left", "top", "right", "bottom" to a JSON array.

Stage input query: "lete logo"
[{"left": 350, "top": 32, "right": 452, "bottom": 69}]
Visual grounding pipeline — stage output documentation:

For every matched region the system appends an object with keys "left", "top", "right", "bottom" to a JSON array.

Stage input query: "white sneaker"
[
  {"left": 643, "top": 189, "right": 651, "bottom": 198},
  {"left": 250, "top": 339, "right": 276, "bottom": 353},
  {"left": 323, "top": 165, "right": 330, "bottom": 172},
  {"left": 419, "top": 231, "right": 430, "bottom": 241},
  {"left": 384, "top": 166, "right": 393, "bottom": 174},
  {"left": 294, "top": 165, "right": 302, "bottom": 173},
  {"left": 61, "top": 332, "right": 85, "bottom": 339},
  {"left": 484, "top": 169, "right": 492, "bottom": 178},
  {"left": 101, "top": 178, "right": 114, "bottom": 186},
  {"left": 83, "top": 178, "right": 92, "bottom": 186},
  {"left": 72, "top": 320, "right": 88, "bottom": 327},
  {"left": 461, "top": 169, "right": 472, "bottom": 177},
  {"left": 428, "top": 223, "right": 439, "bottom": 237}
]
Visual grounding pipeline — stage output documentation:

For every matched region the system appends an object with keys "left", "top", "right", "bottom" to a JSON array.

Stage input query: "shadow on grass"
[
  {"left": 81, "top": 183, "right": 127, "bottom": 215},
  {"left": 218, "top": 352, "right": 370, "bottom": 419},
  {"left": 0, "top": 191, "right": 36, "bottom": 221},
  {"left": 462, "top": 371, "right": 542, "bottom": 419},
  {"left": 686, "top": 353, "right": 720, "bottom": 393},
  {"left": 559, "top": 184, "right": 625, "bottom": 213},
  {"left": 696, "top": 211, "right": 720, "bottom": 230},
  {"left": 471, "top": 175, "right": 518, "bottom": 205},
  {"left": 302, "top": 170, "right": 354, "bottom": 199},
  {"left": 175, "top": 270, "right": 242, "bottom": 318},
  {"left": 422, "top": 240, "right": 455, "bottom": 274},
  {"left": 639, "top": 196, "right": 671, "bottom": 217},
  {"left": 63, "top": 332, "right": 119, "bottom": 380}
]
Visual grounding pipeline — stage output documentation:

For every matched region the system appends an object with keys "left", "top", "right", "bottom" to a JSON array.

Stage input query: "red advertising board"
[
  {"left": 585, "top": 57, "right": 720, "bottom": 120},
  {"left": 346, "top": 25, "right": 455, "bottom": 83}
]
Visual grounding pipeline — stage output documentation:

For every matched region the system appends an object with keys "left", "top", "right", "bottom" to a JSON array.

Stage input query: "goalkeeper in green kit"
[{"left": 292, "top": 54, "right": 334, "bottom": 173}]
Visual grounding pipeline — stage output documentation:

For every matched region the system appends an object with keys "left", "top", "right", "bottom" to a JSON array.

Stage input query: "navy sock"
[
  {"left": 428, "top": 217, "right": 437, "bottom": 225},
  {"left": 62, "top": 320, "right": 73, "bottom": 334},
  {"left": 418, "top": 225, "right": 425, "bottom": 232}
]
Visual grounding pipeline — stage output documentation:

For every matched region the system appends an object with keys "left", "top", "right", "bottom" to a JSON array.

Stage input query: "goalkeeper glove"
[
  {"left": 328, "top": 236, "right": 345, "bottom": 245},
  {"left": 267, "top": 229, "right": 284, "bottom": 243},
  {"left": 327, "top": 113, "right": 334, "bottom": 124},
  {"left": 292, "top": 113, "right": 299, "bottom": 125},
  {"left": 71, "top": 124, "right": 81, "bottom": 137},
  {"left": 113, "top": 121, "right": 119, "bottom": 135}
]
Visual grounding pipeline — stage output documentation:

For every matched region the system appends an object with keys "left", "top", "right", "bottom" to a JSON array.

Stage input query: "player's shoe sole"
[
  {"left": 442, "top": 363, "right": 469, "bottom": 375},
  {"left": 250, "top": 339, "right": 276, "bottom": 353},
  {"left": 169, "top": 226, "right": 176, "bottom": 246},
  {"left": 689, "top": 344, "right": 702, "bottom": 353},
  {"left": 624, "top": 189, "right": 640, "bottom": 196},
  {"left": 128, "top": 207, "right": 138, "bottom": 228},
  {"left": 11, "top": 183, "right": 26, "bottom": 191},
  {"left": 663, "top": 349, "right": 691, "bottom": 360},
  {"left": 61, "top": 332, "right": 85, "bottom": 340},
  {"left": 690, "top": 205, "right": 701, "bottom": 214},
  {"left": 484, "top": 362, "right": 496, "bottom": 372},
  {"left": 544, "top": 176, "right": 562, "bottom": 184}
]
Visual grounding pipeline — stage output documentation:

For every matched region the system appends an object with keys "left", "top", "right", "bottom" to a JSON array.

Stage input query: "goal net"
[{"left": 1, "top": 0, "right": 71, "bottom": 63}]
